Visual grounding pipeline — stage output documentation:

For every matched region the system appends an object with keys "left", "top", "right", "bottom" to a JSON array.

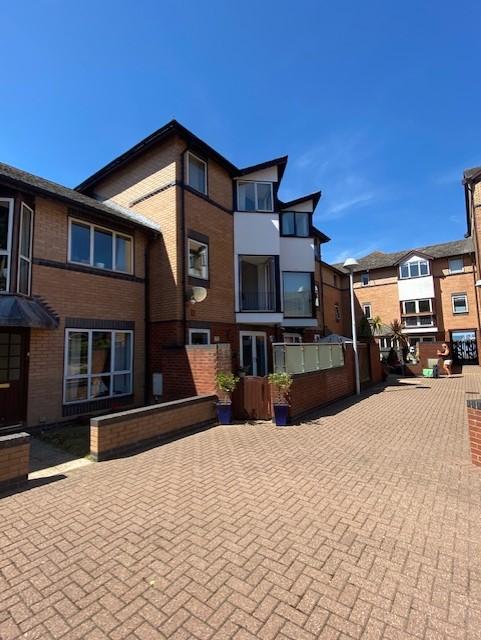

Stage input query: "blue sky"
[{"left": 2, "top": 1, "right": 481, "bottom": 263}]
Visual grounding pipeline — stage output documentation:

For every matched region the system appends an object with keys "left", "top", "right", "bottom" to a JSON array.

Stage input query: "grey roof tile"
[
  {"left": 0, "top": 162, "right": 160, "bottom": 232},
  {"left": 333, "top": 237, "right": 473, "bottom": 272}
]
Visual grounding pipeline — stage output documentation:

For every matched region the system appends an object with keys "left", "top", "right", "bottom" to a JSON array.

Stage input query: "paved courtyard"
[{"left": 2, "top": 372, "right": 481, "bottom": 640}]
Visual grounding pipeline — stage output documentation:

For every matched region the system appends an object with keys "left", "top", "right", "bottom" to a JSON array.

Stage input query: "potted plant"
[
  {"left": 215, "top": 371, "right": 240, "bottom": 424},
  {"left": 267, "top": 372, "right": 293, "bottom": 426}
]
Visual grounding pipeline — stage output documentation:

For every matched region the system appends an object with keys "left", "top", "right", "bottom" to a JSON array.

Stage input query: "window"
[
  {"left": 188, "top": 238, "right": 209, "bottom": 280},
  {"left": 361, "top": 272, "right": 369, "bottom": 286},
  {"left": 69, "top": 220, "right": 133, "bottom": 274},
  {"left": 239, "top": 255, "right": 276, "bottom": 311},
  {"left": 237, "top": 181, "right": 273, "bottom": 212},
  {"left": 448, "top": 257, "right": 464, "bottom": 274},
  {"left": 186, "top": 152, "right": 207, "bottom": 194},
  {"left": 452, "top": 294, "right": 468, "bottom": 314},
  {"left": 399, "top": 259, "right": 430, "bottom": 279},
  {"left": 402, "top": 299, "right": 432, "bottom": 314},
  {"left": 17, "top": 203, "right": 34, "bottom": 295},
  {"left": 283, "top": 333, "right": 302, "bottom": 343},
  {"left": 335, "top": 303, "right": 341, "bottom": 322},
  {"left": 283, "top": 272, "right": 313, "bottom": 317},
  {"left": 0, "top": 199, "right": 13, "bottom": 292},
  {"left": 362, "top": 303, "right": 372, "bottom": 319},
  {"left": 64, "top": 329, "right": 133, "bottom": 404},
  {"left": 314, "top": 283, "right": 320, "bottom": 308},
  {"left": 280, "top": 212, "right": 310, "bottom": 237},
  {"left": 188, "top": 329, "right": 210, "bottom": 345},
  {"left": 404, "top": 316, "right": 434, "bottom": 327}
]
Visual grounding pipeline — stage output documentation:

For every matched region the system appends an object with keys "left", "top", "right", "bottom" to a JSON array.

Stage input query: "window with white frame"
[
  {"left": 402, "top": 299, "right": 432, "bottom": 314},
  {"left": 64, "top": 329, "right": 133, "bottom": 404},
  {"left": 452, "top": 293, "right": 468, "bottom": 314},
  {"left": 314, "top": 283, "right": 320, "bottom": 308},
  {"left": 448, "top": 257, "right": 464, "bottom": 274},
  {"left": 69, "top": 220, "right": 133, "bottom": 274},
  {"left": 186, "top": 152, "right": 207, "bottom": 194},
  {"left": 399, "top": 259, "right": 430, "bottom": 279},
  {"left": 283, "top": 333, "right": 302, "bottom": 343},
  {"left": 188, "top": 328, "right": 210, "bottom": 345},
  {"left": 361, "top": 272, "right": 369, "bottom": 286},
  {"left": 188, "top": 238, "right": 208, "bottom": 280},
  {"left": 404, "top": 316, "right": 434, "bottom": 327},
  {"left": 17, "top": 203, "right": 33, "bottom": 295},
  {"left": 0, "top": 198, "right": 13, "bottom": 292},
  {"left": 237, "top": 181, "right": 273, "bottom": 212},
  {"left": 362, "top": 303, "right": 372, "bottom": 319}
]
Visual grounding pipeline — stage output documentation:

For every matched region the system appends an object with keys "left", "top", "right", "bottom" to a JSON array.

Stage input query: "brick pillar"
[{"left": 467, "top": 399, "right": 481, "bottom": 466}]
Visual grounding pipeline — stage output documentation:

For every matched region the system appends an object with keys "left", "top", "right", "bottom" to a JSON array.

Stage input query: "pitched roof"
[
  {"left": 0, "top": 162, "right": 160, "bottom": 232},
  {"left": 333, "top": 237, "right": 474, "bottom": 273},
  {"left": 236, "top": 156, "right": 288, "bottom": 182},
  {"left": 463, "top": 166, "right": 481, "bottom": 182},
  {"left": 280, "top": 190, "right": 322, "bottom": 211}
]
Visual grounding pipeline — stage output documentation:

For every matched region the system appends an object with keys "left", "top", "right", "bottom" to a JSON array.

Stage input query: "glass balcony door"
[
  {"left": 240, "top": 332, "right": 267, "bottom": 377},
  {"left": 239, "top": 256, "right": 276, "bottom": 312}
]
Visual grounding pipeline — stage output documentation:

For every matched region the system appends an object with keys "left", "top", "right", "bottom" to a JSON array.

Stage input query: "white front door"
[{"left": 240, "top": 331, "right": 267, "bottom": 376}]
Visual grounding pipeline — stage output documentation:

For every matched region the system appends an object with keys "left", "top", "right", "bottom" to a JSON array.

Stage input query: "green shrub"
[
  {"left": 215, "top": 371, "right": 240, "bottom": 396},
  {"left": 267, "top": 372, "right": 293, "bottom": 405}
]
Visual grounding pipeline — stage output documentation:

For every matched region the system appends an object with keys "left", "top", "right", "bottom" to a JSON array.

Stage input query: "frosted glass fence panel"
[{"left": 273, "top": 343, "right": 345, "bottom": 374}]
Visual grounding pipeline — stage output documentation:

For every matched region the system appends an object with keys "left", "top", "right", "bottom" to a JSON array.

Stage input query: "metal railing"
[
  {"left": 240, "top": 291, "right": 276, "bottom": 312},
  {"left": 273, "top": 342, "right": 345, "bottom": 375}
]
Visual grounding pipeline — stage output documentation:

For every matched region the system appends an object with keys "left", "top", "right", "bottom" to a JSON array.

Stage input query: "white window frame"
[
  {"left": 237, "top": 181, "right": 274, "bottom": 212},
  {"left": 452, "top": 293, "right": 468, "bottom": 314},
  {"left": 68, "top": 218, "right": 134, "bottom": 274},
  {"left": 399, "top": 259, "right": 430, "bottom": 279},
  {"left": 448, "top": 257, "right": 464, "bottom": 274},
  {"left": 188, "top": 238, "right": 209, "bottom": 280},
  {"left": 17, "top": 203, "right": 34, "bottom": 295},
  {"left": 404, "top": 316, "right": 434, "bottom": 327},
  {"left": 402, "top": 299, "right": 433, "bottom": 314},
  {"left": 63, "top": 329, "right": 133, "bottom": 404},
  {"left": 361, "top": 272, "right": 369, "bottom": 286},
  {"left": 239, "top": 331, "right": 268, "bottom": 376},
  {"left": 186, "top": 151, "right": 208, "bottom": 195},
  {"left": 362, "top": 303, "right": 372, "bottom": 319},
  {"left": 0, "top": 198, "right": 14, "bottom": 293},
  {"left": 283, "top": 333, "right": 302, "bottom": 343},
  {"left": 188, "top": 328, "right": 211, "bottom": 345}
]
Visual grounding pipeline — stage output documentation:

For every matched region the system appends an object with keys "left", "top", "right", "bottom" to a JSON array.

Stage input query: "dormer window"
[
  {"left": 237, "top": 181, "right": 273, "bottom": 212},
  {"left": 186, "top": 152, "right": 207, "bottom": 195},
  {"left": 399, "top": 259, "right": 429, "bottom": 279}
]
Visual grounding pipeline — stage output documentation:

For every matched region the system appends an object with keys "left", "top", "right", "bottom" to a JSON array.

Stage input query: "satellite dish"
[{"left": 186, "top": 286, "right": 208, "bottom": 304}]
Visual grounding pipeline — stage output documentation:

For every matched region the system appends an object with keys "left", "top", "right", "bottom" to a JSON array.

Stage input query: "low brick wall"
[
  {"left": 91, "top": 395, "right": 217, "bottom": 461},
  {"left": 287, "top": 347, "right": 356, "bottom": 420},
  {"left": 0, "top": 433, "right": 30, "bottom": 493},
  {"left": 467, "top": 399, "right": 481, "bottom": 466},
  {"left": 368, "top": 341, "right": 384, "bottom": 384}
]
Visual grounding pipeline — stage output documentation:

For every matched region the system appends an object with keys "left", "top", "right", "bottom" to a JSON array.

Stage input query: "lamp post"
[{"left": 343, "top": 258, "right": 360, "bottom": 395}]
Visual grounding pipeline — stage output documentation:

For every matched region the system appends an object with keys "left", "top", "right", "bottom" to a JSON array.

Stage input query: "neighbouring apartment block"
[{"left": 334, "top": 239, "right": 480, "bottom": 363}]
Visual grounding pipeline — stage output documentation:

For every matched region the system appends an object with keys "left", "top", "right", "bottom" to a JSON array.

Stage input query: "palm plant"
[{"left": 370, "top": 315, "right": 383, "bottom": 335}]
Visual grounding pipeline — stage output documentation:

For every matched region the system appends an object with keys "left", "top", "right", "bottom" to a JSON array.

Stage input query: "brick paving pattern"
[{"left": 1, "top": 372, "right": 481, "bottom": 639}]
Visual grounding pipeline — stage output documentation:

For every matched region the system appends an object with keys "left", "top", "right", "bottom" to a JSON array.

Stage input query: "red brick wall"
[
  {"left": 369, "top": 341, "right": 384, "bottom": 383},
  {"left": 0, "top": 433, "right": 30, "bottom": 492},
  {"left": 467, "top": 401, "right": 481, "bottom": 466},
  {"left": 286, "top": 346, "right": 355, "bottom": 419},
  {"left": 91, "top": 395, "right": 217, "bottom": 461},
  {"left": 160, "top": 343, "right": 231, "bottom": 401}
]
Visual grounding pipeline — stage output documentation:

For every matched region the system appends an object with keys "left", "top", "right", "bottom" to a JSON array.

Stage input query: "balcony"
[
  {"left": 240, "top": 290, "right": 276, "bottom": 312},
  {"left": 239, "top": 255, "right": 278, "bottom": 313}
]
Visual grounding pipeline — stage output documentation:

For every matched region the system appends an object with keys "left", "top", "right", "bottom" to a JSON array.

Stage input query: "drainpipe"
[
  {"left": 468, "top": 182, "right": 481, "bottom": 358},
  {"left": 180, "top": 147, "right": 188, "bottom": 345},
  {"left": 144, "top": 238, "right": 151, "bottom": 405}
]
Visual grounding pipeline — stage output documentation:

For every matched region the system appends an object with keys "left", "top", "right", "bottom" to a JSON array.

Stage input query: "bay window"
[
  {"left": 17, "top": 203, "right": 34, "bottom": 295},
  {"left": 64, "top": 329, "right": 133, "bottom": 403},
  {"left": 0, "top": 199, "right": 13, "bottom": 292},
  {"left": 69, "top": 219, "right": 133, "bottom": 274},
  {"left": 283, "top": 272, "right": 313, "bottom": 318},
  {"left": 237, "top": 181, "right": 273, "bottom": 212}
]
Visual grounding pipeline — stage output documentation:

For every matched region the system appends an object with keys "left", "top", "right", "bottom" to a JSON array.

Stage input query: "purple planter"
[
  {"left": 273, "top": 404, "right": 289, "bottom": 426},
  {"left": 216, "top": 403, "right": 232, "bottom": 425}
]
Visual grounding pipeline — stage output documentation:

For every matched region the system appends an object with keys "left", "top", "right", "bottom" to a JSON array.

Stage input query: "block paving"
[{"left": 1, "top": 372, "right": 481, "bottom": 639}]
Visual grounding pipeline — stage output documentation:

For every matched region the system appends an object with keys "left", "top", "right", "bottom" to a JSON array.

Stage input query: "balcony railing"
[
  {"left": 240, "top": 291, "right": 276, "bottom": 312},
  {"left": 273, "top": 342, "right": 345, "bottom": 375}
]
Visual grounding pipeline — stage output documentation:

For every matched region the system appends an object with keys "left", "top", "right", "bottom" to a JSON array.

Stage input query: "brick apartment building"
[
  {"left": 0, "top": 120, "right": 341, "bottom": 430},
  {"left": 333, "top": 238, "right": 479, "bottom": 363}
]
